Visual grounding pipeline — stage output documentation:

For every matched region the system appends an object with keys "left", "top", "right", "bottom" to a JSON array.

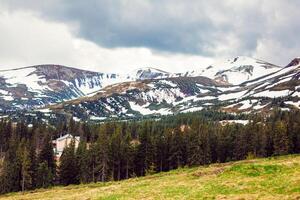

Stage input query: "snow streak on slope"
[
  {"left": 3, "top": 57, "right": 300, "bottom": 121},
  {"left": 0, "top": 65, "right": 124, "bottom": 110},
  {"left": 37, "top": 58, "right": 300, "bottom": 121},
  {"left": 125, "top": 67, "right": 186, "bottom": 81},
  {"left": 197, "top": 56, "right": 281, "bottom": 85},
  {"left": 0, "top": 67, "right": 49, "bottom": 91}
]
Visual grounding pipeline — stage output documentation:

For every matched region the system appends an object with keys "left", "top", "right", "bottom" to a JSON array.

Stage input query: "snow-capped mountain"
[
  {"left": 42, "top": 76, "right": 222, "bottom": 121},
  {"left": 2, "top": 56, "right": 300, "bottom": 122},
  {"left": 196, "top": 56, "right": 281, "bottom": 85},
  {"left": 125, "top": 67, "right": 186, "bottom": 81},
  {"left": 37, "top": 57, "right": 300, "bottom": 121},
  {"left": 0, "top": 65, "right": 187, "bottom": 111},
  {"left": 127, "top": 67, "right": 170, "bottom": 80},
  {"left": 0, "top": 65, "right": 124, "bottom": 111}
]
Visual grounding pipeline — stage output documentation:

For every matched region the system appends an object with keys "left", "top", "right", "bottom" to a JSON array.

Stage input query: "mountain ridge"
[{"left": 0, "top": 56, "right": 299, "bottom": 122}]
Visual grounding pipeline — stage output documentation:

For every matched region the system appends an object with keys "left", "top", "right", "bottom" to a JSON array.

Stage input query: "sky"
[{"left": 0, "top": 0, "right": 299, "bottom": 73}]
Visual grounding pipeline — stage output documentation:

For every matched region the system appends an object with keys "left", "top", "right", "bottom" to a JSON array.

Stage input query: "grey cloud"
[{"left": 1, "top": 0, "right": 300, "bottom": 64}]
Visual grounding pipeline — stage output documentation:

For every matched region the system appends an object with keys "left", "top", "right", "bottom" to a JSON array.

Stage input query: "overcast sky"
[{"left": 0, "top": 0, "right": 299, "bottom": 73}]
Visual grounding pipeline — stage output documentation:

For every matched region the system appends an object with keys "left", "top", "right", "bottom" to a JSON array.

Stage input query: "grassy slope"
[{"left": 1, "top": 155, "right": 300, "bottom": 200}]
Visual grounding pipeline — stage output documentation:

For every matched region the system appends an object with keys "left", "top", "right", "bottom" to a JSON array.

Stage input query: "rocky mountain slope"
[
  {"left": 1, "top": 57, "right": 300, "bottom": 122},
  {"left": 43, "top": 58, "right": 299, "bottom": 121},
  {"left": 0, "top": 65, "right": 188, "bottom": 112},
  {"left": 0, "top": 65, "right": 117, "bottom": 111},
  {"left": 193, "top": 56, "right": 281, "bottom": 85},
  {"left": 126, "top": 67, "right": 184, "bottom": 80}
]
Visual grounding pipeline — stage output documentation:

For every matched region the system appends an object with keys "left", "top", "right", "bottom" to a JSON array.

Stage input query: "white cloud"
[
  {"left": 0, "top": 8, "right": 213, "bottom": 73},
  {"left": 0, "top": 10, "right": 78, "bottom": 68},
  {"left": 254, "top": 39, "right": 300, "bottom": 66},
  {"left": 0, "top": 0, "right": 299, "bottom": 70}
]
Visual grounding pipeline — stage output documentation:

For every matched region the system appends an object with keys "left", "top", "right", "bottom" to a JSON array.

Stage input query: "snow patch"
[{"left": 129, "top": 101, "right": 171, "bottom": 115}]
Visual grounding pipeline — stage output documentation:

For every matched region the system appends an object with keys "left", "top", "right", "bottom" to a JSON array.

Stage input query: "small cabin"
[{"left": 52, "top": 134, "right": 80, "bottom": 159}]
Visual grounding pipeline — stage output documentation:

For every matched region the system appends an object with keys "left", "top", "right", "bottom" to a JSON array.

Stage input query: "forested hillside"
[
  {"left": 0, "top": 110, "right": 300, "bottom": 194},
  {"left": 1, "top": 155, "right": 300, "bottom": 199}
]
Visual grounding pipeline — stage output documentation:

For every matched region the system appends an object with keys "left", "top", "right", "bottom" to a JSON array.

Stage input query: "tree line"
[{"left": 0, "top": 110, "right": 300, "bottom": 194}]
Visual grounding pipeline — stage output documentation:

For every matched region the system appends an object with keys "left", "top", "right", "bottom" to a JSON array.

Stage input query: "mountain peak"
[
  {"left": 1, "top": 56, "right": 300, "bottom": 121},
  {"left": 128, "top": 67, "right": 172, "bottom": 80},
  {"left": 199, "top": 56, "right": 280, "bottom": 85},
  {"left": 133, "top": 67, "right": 169, "bottom": 74},
  {"left": 0, "top": 64, "right": 95, "bottom": 74},
  {"left": 285, "top": 58, "right": 300, "bottom": 68}
]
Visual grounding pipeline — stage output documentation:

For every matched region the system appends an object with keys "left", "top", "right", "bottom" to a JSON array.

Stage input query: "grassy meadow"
[{"left": 1, "top": 155, "right": 300, "bottom": 200}]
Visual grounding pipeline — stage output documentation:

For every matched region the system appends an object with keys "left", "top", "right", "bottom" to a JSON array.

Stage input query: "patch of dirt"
[
  {"left": 270, "top": 79, "right": 300, "bottom": 91},
  {"left": 192, "top": 167, "right": 225, "bottom": 177},
  {"left": 49, "top": 80, "right": 150, "bottom": 110},
  {"left": 286, "top": 58, "right": 300, "bottom": 68},
  {"left": 46, "top": 80, "right": 68, "bottom": 91}
]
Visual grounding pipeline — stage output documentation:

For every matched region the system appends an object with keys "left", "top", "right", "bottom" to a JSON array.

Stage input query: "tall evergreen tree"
[
  {"left": 76, "top": 141, "right": 90, "bottom": 183},
  {"left": 188, "top": 124, "right": 211, "bottom": 166},
  {"left": 98, "top": 128, "right": 110, "bottom": 182},
  {"left": 59, "top": 139, "right": 79, "bottom": 185},
  {"left": 134, "top": 122, "right": 154, "bottom": 176},
  {"left": 0, "top": 135, "right": 21, "bottom": 193},
  {"left": 110, "top": 124, "right": 123, "bottom": 181},
  {"left": 36, "top": 161, "right": 53, "bottom": 188},
  {"left": 273, "top": 121, "right": 289, "bottom": 155},
  {"left": 153, "top": 129, "right": 167, "bottom": 172},
  {"left": 168, "top": 128, "right": 186, "bottom": 169},
  {"left": 28, "top": 138, "right": 37, "bottom": 188},
  {"left": 18, "top": 140, "right": 32, "bottom": 192},
  {"left": 122, "top": 130, "right": 134, "bottom": 179},
  {"left": 38, "top": 132, "right": 56, "bottom": 186}
]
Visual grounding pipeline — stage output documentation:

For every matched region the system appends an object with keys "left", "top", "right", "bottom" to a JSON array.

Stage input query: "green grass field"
[{"left": 1, "top": 155, "right": 300, "bottom": 200}]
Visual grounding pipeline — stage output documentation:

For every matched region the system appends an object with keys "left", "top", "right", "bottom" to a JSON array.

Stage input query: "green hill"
[{"left": 1, "top": 155, "right": 300, "bottom": 200}]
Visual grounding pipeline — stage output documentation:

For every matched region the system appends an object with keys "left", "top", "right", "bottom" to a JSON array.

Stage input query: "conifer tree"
[
  {"left": 18, "top": 140, "right": 32, "bottom": 192},
  {"left": 0, "top": 121, "right": 12, "bottom": 153},
  {"left": 38, "top": 132, "right": 56, "bottom": 185},
  {"left": 273, "top": 121, "right": 289, "bottom": 155},
  {"left": 0, "top": 120, "right": 4, "bottom": 154},
  {"left": 36, "top": 161, "right": 52, "bottom": 188},
  {"left": 28, "top": 138, "right": 37, "bottom": 188},
  {"left": 59, "top": 139, "right": 79, "bottom": 185},
  {"left": 168, "top": 128, "right": 186, "bottom": 169},
  {"left": 122, "top": 130, "right": 134, "bottom": 179},
  {"left": 98, "top": 129, "right": 110, "bottom": 182},
  {"left": 110, "top": 124, "right": 123, "bottom": 181},
  {"left": 68, "top": 118, "right": 76, "bottom": 134},
  {"left": 134, "top": 122, "right": 154, "bottom": 176},
  {"left": 76, "top": 141, "right": 90, "bottom": 183},
  {"left": 153, "top": 130, "right": 167, "bottom": 172},
  {"left": 88, "top": 143, "right": 97, "bottom": 183},
  {"left": 0, "top": 135, "right": 21, "bottom": 193}
]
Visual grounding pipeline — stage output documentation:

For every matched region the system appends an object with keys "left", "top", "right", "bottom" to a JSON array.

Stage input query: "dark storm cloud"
[
  {"left": 1, "top": 0, "right": 300, "bottom": 64},
  {"left": 29, "top": 0, "right": 223, "bottom": 56}
]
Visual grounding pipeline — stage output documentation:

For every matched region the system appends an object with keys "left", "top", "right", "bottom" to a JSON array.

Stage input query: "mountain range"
[{"left": 1, "top": 56, "right": 300, "bottom": 122}]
